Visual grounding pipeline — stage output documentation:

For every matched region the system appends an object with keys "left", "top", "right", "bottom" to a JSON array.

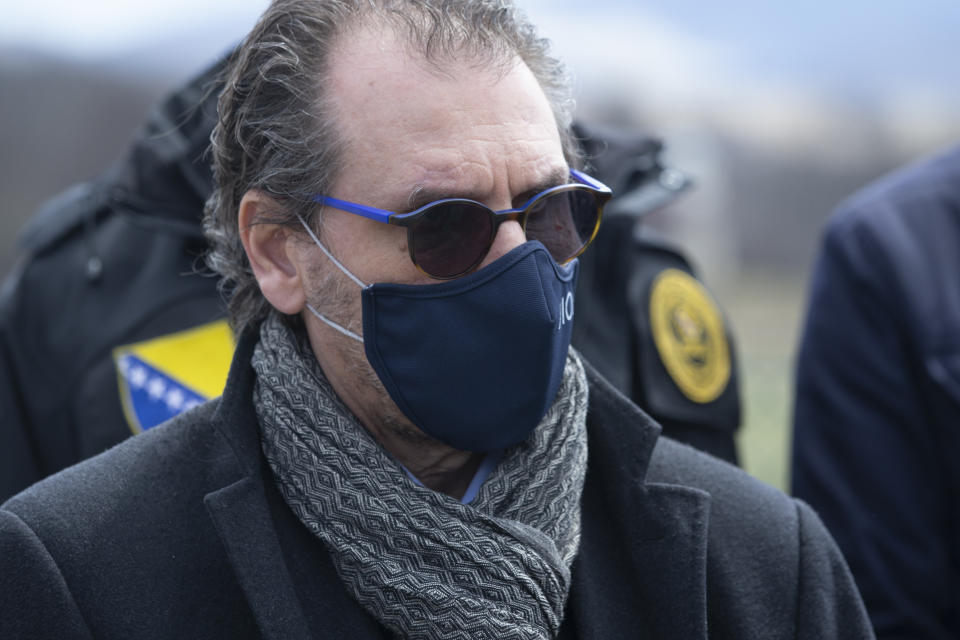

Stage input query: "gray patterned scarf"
[{"left": 252, "top": 313, "right": 588, "bottom": 639}]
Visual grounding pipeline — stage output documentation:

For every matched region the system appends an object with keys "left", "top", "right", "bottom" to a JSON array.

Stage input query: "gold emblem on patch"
[{"left": 649, "top": 269, "right": 730, "bottom": 403}]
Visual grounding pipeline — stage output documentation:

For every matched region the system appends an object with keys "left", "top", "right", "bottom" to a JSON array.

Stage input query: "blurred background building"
[{"left": 2, "top": 0, "right": 959, "bottom": 489}]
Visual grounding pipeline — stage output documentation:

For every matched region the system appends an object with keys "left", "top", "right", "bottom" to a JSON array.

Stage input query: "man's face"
[{"left": 297, "top": 21, "right": 568, "bottom": 449}]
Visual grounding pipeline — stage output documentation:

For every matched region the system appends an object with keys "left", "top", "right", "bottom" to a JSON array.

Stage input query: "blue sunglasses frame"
[{"left": 311, "top": 168, "right": 612, "bottom": 279}]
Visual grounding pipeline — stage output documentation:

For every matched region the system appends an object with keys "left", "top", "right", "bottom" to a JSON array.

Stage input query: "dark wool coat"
[{"left": 1, "top": 330, "right": 872, "bottom": 639}]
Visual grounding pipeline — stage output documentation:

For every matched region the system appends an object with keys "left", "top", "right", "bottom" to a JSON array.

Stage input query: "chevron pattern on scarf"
[{"left": 252, "top": 313, "right": 588, "bottom": 639}]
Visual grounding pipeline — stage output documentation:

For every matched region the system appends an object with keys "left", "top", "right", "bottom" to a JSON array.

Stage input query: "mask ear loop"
[
  {"left": 296, "top": 214, "right": 368, "bottom": 288},
  {"left": 295, "top": 214, "right": 366, "bottom": 343}
]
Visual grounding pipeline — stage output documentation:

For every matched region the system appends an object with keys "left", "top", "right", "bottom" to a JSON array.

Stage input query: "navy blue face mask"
[{"left": 298, "top": 217, "right": 579, "bottom": 452}]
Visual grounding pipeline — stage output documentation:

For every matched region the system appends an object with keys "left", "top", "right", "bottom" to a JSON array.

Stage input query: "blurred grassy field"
[{"left": 720, "top": 270, "right": 808, "bottom": 492}]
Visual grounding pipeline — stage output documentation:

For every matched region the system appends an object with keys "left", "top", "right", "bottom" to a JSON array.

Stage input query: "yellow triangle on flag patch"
[{"left": 113, "top": 320, "right": 235, "bottom": 433}]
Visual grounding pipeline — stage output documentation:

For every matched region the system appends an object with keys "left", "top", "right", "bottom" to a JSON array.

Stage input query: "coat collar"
[
  {"left": 570, "top": 359, "right": 710, "bottom": 640},
  {"left": 204, "top": 327, "right": 383, "bottom": 639},
  {"left": 203, "top": 327, "right": 312, "bottom": 639},
  {"left": 206, "top": 328, "right": 711, "bottom": 639}
]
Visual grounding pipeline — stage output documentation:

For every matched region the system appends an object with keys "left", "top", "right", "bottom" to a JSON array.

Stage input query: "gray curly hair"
[{"left": 204, "top": 0, "right": 577, "bottom": 333}]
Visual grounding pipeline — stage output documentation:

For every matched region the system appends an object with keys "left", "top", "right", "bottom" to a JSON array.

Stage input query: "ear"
[{"left": 238, "top": 190, "right": 307, "bottom": 315}]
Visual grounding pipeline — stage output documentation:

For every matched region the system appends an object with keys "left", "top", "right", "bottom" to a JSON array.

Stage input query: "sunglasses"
[{"left": 311, "top": 169, "right": 612, "bottom": 279}]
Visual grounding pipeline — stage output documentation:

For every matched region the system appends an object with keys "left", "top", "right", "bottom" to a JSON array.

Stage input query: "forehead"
[{"left": 325, "top": 21, "right": 565, "bottom": 200}]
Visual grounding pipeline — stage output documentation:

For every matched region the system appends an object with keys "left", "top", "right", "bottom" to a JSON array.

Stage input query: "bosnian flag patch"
[{"left": 113, "top": 320, "right": 235, "bottom": 433}]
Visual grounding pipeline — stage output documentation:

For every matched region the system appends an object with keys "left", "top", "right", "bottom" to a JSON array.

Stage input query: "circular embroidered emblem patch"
[{"left": 649, "top": 269, "right": 731, "bottom": 404}]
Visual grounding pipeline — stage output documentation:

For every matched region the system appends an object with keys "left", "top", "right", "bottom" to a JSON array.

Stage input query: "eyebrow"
[{"left": 403, "top": 166, "right": 570, "bottom": 212}]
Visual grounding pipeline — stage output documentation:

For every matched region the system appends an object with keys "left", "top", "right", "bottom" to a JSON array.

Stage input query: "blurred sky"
[{"left": 3, "top": 0, "right": 958, "bottom": 114}]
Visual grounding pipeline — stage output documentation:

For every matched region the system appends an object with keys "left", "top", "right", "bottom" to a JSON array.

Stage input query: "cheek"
[
  {"left": 376, "top": 225, "right": 430, "bottom": 281},
  {"left": 396, "top": 233, "right": 409, "bottom": 258},
  {"left": 323, "top": 213, "right": 404, "bottom": 277},
  {"left": 357, "top": 229, "right": 428, "bottom": 285},
  {"left": 326, "top": 211, "right": 433, "bottom": 285}
]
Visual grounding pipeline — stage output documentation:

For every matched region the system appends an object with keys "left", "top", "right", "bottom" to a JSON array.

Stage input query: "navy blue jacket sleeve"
[{"left": 792, "top": 204, "right": 959, "bottom": 638}]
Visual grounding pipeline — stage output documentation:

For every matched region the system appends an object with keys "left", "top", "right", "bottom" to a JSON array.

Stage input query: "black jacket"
[
  {"left": 0, "top": 63, "right": 224, "bottom": 499},
  {"left": 792, "top": 144, "right": 960, "bottom": 638},
  {"left": 0, "top": 61, "right": 740, "bottom": 503},
  {"left": 1, "top": 327, "right": 869, "bottom": 639}
]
